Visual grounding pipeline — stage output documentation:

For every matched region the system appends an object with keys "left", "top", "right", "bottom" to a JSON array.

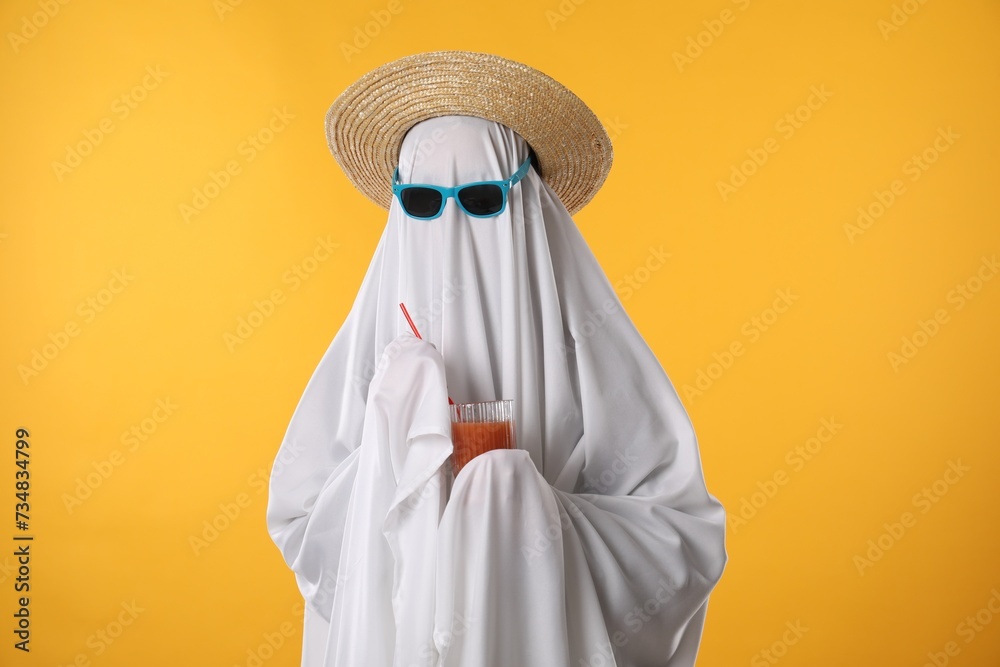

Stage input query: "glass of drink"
[{"left": 449, "top": 399, "right": 516, "bottom": 476}]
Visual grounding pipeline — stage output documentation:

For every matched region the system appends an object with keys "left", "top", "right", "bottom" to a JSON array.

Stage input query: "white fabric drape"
[{"left": 266, "top": 115, "right": 727, "bottom": 666}]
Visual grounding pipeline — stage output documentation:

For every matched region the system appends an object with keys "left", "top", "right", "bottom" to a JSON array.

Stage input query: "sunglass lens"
[
  {"left": 400, "top": 188, "right": 443, "bottom": 218},
  {"left": 457, "top": 185, "right": 503, "bottom": 216}
]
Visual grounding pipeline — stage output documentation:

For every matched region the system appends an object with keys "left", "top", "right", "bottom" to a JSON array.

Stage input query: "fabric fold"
[{"left": 323, "top": 333, "right": 453, "bottom": 667}]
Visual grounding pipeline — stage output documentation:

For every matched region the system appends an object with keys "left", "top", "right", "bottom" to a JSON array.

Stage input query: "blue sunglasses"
[{"left": 391, "top": 156, "right": 532, "bottom": 220}]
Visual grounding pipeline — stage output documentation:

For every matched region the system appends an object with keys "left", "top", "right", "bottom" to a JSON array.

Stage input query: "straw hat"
[{"left": 324, "top": 50, "right": 613, "bottom": 216}]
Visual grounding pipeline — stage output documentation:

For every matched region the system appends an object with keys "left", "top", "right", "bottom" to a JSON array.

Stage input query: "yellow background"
[{"left": 1, "top": 0, "right": 998, "bottom": 665}]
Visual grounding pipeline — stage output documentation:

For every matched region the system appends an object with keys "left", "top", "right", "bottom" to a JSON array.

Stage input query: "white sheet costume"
[{"left": 266, "top": 115, "right": 727, "bottom": 666}]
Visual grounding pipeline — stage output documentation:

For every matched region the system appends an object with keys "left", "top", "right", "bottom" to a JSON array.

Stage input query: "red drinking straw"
[{"left": 399, "top": 302, "right": 454, "bottom": 405}]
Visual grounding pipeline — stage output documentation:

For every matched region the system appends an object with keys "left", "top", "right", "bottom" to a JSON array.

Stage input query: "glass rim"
[
  {"left": 449, "top": 399, "right": 514, "bottom": 425},
  {"left": 450, "top": 398, "right": 513, "bottom": 407}
]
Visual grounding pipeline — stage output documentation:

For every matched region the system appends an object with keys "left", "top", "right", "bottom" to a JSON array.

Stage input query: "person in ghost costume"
[{"left": 266, "top": 51, "right": 727, "bottom": 667}]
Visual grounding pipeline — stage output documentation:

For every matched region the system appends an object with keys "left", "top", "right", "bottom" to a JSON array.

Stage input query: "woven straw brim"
[{"left": 325, "top": 50, "right": 613, "bottom": 216}]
